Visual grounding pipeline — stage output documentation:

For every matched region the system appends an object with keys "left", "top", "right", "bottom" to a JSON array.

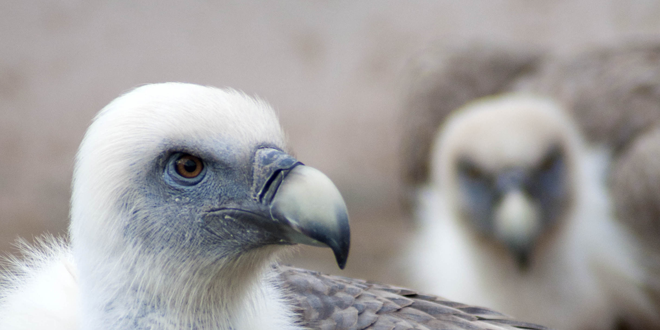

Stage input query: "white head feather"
[
  {"left": 2, "top": 83, "right": 306, "bottom": 330},
  {"left": 71, "top": 83, "right": 285, "bottom": 252}
]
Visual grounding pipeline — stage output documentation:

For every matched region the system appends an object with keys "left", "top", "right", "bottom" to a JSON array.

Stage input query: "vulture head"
[
  {"left": 67, "top": 83, "right": 349, "bottom": 328},
  {"left": 431, "top": 94, "right": 581, "bottom": 269}
]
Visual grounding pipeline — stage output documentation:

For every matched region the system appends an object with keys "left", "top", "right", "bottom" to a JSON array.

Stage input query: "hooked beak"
[
  {"left": 269, "top": 165, "right": 351, "bottom": 268},
  {"left": 207, "top": 148, "right": 350, "bottom": 269},
  {"left": 494, "top": 189, "right": 541, "bottom": 270},
  {"left": 493, "top": 169, "right": 541, "bottom": 269}
]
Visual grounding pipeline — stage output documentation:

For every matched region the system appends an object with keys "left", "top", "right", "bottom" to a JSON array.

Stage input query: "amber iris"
[{"left": 175, "top": 154, "right": 203, "bottom": 178}]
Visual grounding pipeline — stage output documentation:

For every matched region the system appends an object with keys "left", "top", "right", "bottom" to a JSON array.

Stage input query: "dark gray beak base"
[{"left": 214, "top": 148, "right": 351, "bottom": 269}]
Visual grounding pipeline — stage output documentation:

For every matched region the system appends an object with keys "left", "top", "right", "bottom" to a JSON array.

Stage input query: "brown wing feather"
[
  {"left": 523, "top": 42, "right": 660, "bottom": 153},
  {"left": 608, "top": 126, "right": 660, "bottom": 325},
  {"left": 278, "top": 265, "right": 551, "bottom": 330}
]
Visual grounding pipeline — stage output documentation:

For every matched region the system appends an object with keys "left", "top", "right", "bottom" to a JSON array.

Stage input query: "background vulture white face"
[{"left": 431, "top": 95, "right": 581, "bottom": 267}]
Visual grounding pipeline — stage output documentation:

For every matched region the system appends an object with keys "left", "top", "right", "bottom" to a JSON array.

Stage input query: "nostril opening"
[
  {"left": 251, "top": 148, "right": 302, "bottom": 202},
  {"left": 496, "top": 169, "right": 528, "bottom": 192},
  {"left": 260, "top": 169, "right": 295, "bottom": 204},
  {"left": 260, "top": 169, "right": 283, "bottom": 203},
  {"left": 258, "top": 165, "right": 303, "bottom": 205}
]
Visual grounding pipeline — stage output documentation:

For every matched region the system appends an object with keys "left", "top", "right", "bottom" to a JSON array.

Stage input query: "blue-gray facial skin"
[
  {"left": 120, "top": 141, "right": 294, "bottom": 264},
  {"left": 120, "top": 140, "right": 349, "bottom": 270},
  {"left": 457, "top": 145, "right": 569, "bottom": 268},
  {"left": 528, "top": 147, "right": 569, "bottom": 229}
]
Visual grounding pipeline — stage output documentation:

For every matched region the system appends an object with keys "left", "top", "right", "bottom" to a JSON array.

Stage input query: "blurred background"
[{"left": 1, "top": 0, "right": 659, "bottom": 287}]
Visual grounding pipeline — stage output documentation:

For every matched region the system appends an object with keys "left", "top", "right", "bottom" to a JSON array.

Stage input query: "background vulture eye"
[
  {"left": 459, "top": 159, "right": 485, "bottom": 181},
  {"left": 176, "top": 154, "right": 203, "bottom": 178}
]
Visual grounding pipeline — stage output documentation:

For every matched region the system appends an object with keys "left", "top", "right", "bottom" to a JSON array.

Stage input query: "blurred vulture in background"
[{"left": 399, "top": 42, "right": 660, "bottom": 330}]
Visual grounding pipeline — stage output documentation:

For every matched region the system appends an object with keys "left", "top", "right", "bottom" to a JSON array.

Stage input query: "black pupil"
[{"left": 183, "top": 158, "right": 197, "bottom": 173}]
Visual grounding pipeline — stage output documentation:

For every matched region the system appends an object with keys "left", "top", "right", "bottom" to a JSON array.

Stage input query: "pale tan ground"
[{"left": 1, "top": 0, "right": 659, "bottom": 286}]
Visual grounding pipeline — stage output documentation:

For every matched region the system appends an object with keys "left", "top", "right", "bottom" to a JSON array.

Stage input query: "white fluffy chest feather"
[{"left": 0, "top": 243, "right": 305, "bottom": 330}]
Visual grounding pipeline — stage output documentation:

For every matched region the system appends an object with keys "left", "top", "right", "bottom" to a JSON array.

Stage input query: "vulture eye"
[
  {"left": 165, "top": 153, "right": 207, "bottom": 186},
  {"left": 176, "top": 154, "right": 203, "bottom": 178},
  {"left": 459, "top": 159, "right": 485, "bottom": 181},
  {"left": 538, "top": 147, "right": 562, "bottom": 173}
]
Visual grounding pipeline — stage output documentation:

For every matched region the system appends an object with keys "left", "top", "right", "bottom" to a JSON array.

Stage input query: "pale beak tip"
[{"left": 271, "top": 165, "right": 351, "bottom": 269}]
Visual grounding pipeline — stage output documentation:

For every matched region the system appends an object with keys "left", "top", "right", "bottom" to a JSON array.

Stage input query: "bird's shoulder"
[
  {"left": 0, "top": 236, "right": 78, "bottom": 330},
  {"left": 277, "top": 265, "right": 550, "bottom": 330}
]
